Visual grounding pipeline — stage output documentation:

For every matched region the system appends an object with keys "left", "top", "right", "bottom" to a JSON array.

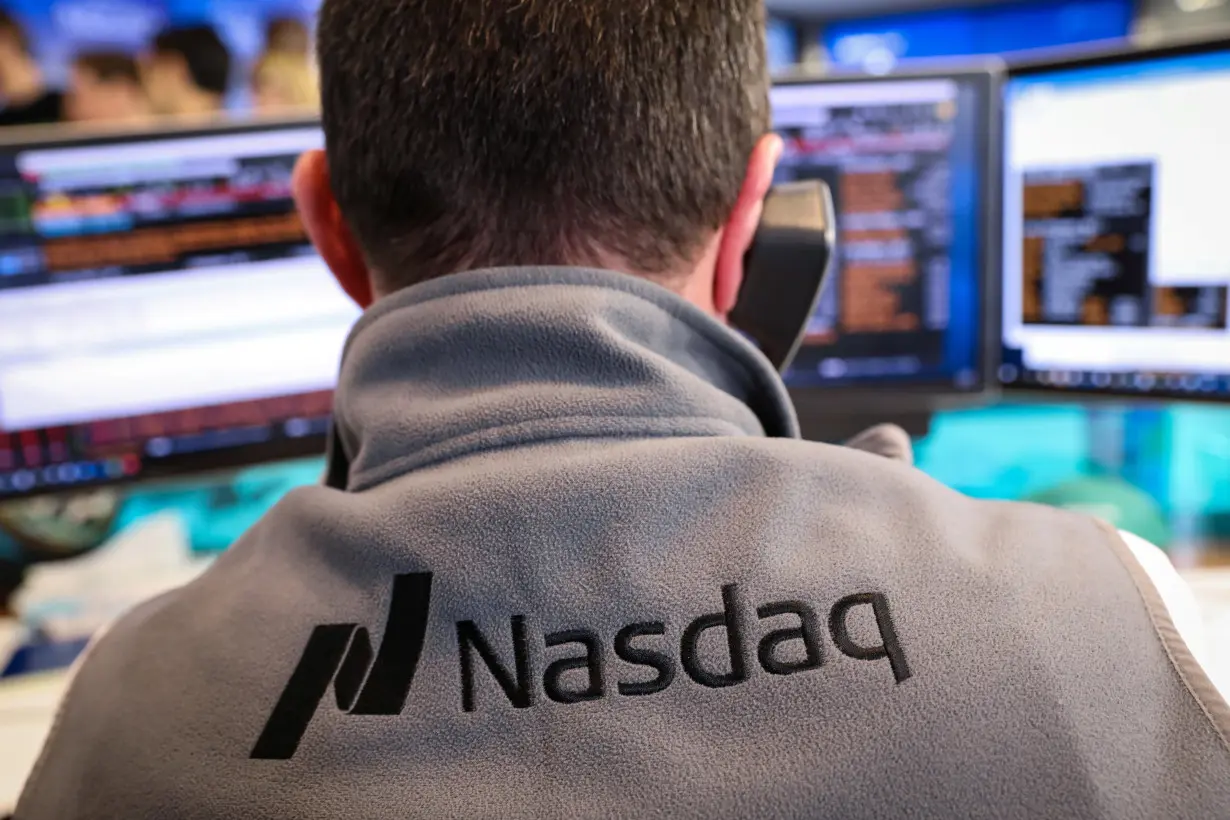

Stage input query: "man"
[
  {"left": 141, "top": 25, "right": 230, "bottom": 118},
  {"left": 65, "top": 52, "right": 152, "bottom": 124},
  {"left": 16, "top": 1, "right": 1230, "bottom": 818},
  {"left": 0, "top": 11, "right": 62, "bottom": 128}
]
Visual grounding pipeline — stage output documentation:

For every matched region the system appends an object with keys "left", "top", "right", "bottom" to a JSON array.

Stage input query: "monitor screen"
[
  {"left": 770, "top": 71, "right": 996, "bottom": 396},
  {"left": 1002, "top": 41, "right": 1230, "bottom": 398},
  {"left": 0, "top": 119, "right": 357, "bottom": 499}
]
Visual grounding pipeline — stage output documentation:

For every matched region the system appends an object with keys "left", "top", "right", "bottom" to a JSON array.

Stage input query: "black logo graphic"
[{"left": 250, "top": 572, "right": 433, "bottom": 760}]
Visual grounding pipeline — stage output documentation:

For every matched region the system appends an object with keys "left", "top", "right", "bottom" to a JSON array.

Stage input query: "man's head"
[
  {"left": 295, "top": 0, "right": 781, "bottom": 316},
  {"left": 143, "top": 25, "right": 231, "bottom": 115},
  {"left": 66, "top": 52, "right": 150, "bottom": 123}
]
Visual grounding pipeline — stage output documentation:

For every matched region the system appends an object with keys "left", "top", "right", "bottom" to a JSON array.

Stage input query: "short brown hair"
[{"left": 317, "top": 0, "right": 769, "bottom": 290}]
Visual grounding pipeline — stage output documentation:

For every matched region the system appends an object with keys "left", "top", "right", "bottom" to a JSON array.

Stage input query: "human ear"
[
  {"left": 711, "top": 133, "right": 784, "bottom": 318},
  {"left": 292, "top": 149, "right": 374, "bottom": 308}
]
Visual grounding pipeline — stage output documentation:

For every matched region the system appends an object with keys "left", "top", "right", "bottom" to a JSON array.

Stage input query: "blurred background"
[
  {"left": 0, "top": 0, "right": 319, "bottom": 126},
  {"left": 0, "top": 0, "right": 1171, "bottom": 123},
  {"left": 0, "top": 0, "right": 1208, "bottom": 117}
]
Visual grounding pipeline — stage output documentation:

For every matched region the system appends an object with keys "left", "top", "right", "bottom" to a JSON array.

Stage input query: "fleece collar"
[{"left": 326, "top": 267, "right": 799, "bottom": 491}]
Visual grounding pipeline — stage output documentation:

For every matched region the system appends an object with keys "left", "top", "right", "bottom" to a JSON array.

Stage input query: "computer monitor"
[
  {"left": 0, "top": 118, "right": 357, "bottom": 500},
  {"left": 1002, "top": 37, "right": 1230, "bottom": 400},
  {"left": 770, "top": 68, "right": 1000, "bottom": 417}
]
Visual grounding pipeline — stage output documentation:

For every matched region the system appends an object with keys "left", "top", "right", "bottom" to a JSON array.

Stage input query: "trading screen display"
[
  {"left": 770, "top": 76, "right": 989, "bottom": 391},
  {"left": 0, "top": 122, "right": 358, "bottom": 498},
  {"left": 1002, "top": 47, "right": 1230, "bottom": 397}
]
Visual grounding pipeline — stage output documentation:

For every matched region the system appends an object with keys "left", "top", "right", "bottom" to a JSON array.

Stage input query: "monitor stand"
[{"left": 797, "top": 410, "right": 934, "bottom": 445}]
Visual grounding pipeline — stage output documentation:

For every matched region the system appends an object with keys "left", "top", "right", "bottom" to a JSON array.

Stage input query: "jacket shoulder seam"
[{"left": 1096, "top": 518, "right": 1230, "bottom": 755}]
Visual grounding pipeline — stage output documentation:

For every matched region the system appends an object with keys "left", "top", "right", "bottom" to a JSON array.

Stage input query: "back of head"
[
  {"left": 153, "top": 25, "right": 231, "bottom": 97},
  {"left": 317, "top": 0, "right": 769, "bottom": 292}
]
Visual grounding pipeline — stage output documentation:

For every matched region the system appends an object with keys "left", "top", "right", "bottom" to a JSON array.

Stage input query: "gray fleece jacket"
[{"left": 16, "top": 267, "right": 1230, "bottom": 819}]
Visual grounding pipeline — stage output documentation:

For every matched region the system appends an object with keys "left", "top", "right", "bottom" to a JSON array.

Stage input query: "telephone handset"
[{"left": 731, "top": 180, "right": 837, "bottom": 372}]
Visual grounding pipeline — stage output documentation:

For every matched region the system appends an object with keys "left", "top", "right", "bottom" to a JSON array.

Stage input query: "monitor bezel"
[
  {"left": 771, "top": 65, "right": 1004, "bottom": 414},
  {"left": 0, "top": 115, "right": 332, "bottom": 501},
  {"left": 1000, "top": 34, "right": 1230, "bottom": 404}
]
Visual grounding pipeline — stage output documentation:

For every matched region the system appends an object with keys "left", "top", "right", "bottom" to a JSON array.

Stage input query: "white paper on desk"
[{"left": 12, "top": 513, "right": 214, "bottom": 643}]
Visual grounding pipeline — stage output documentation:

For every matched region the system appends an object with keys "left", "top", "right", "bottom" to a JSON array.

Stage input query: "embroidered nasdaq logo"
[
  {"left": 253, "top": 574, "right": 910, "bottom": 760},
  {"left": 250, "top": 573, "right": 433, "bottom": 760}
]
